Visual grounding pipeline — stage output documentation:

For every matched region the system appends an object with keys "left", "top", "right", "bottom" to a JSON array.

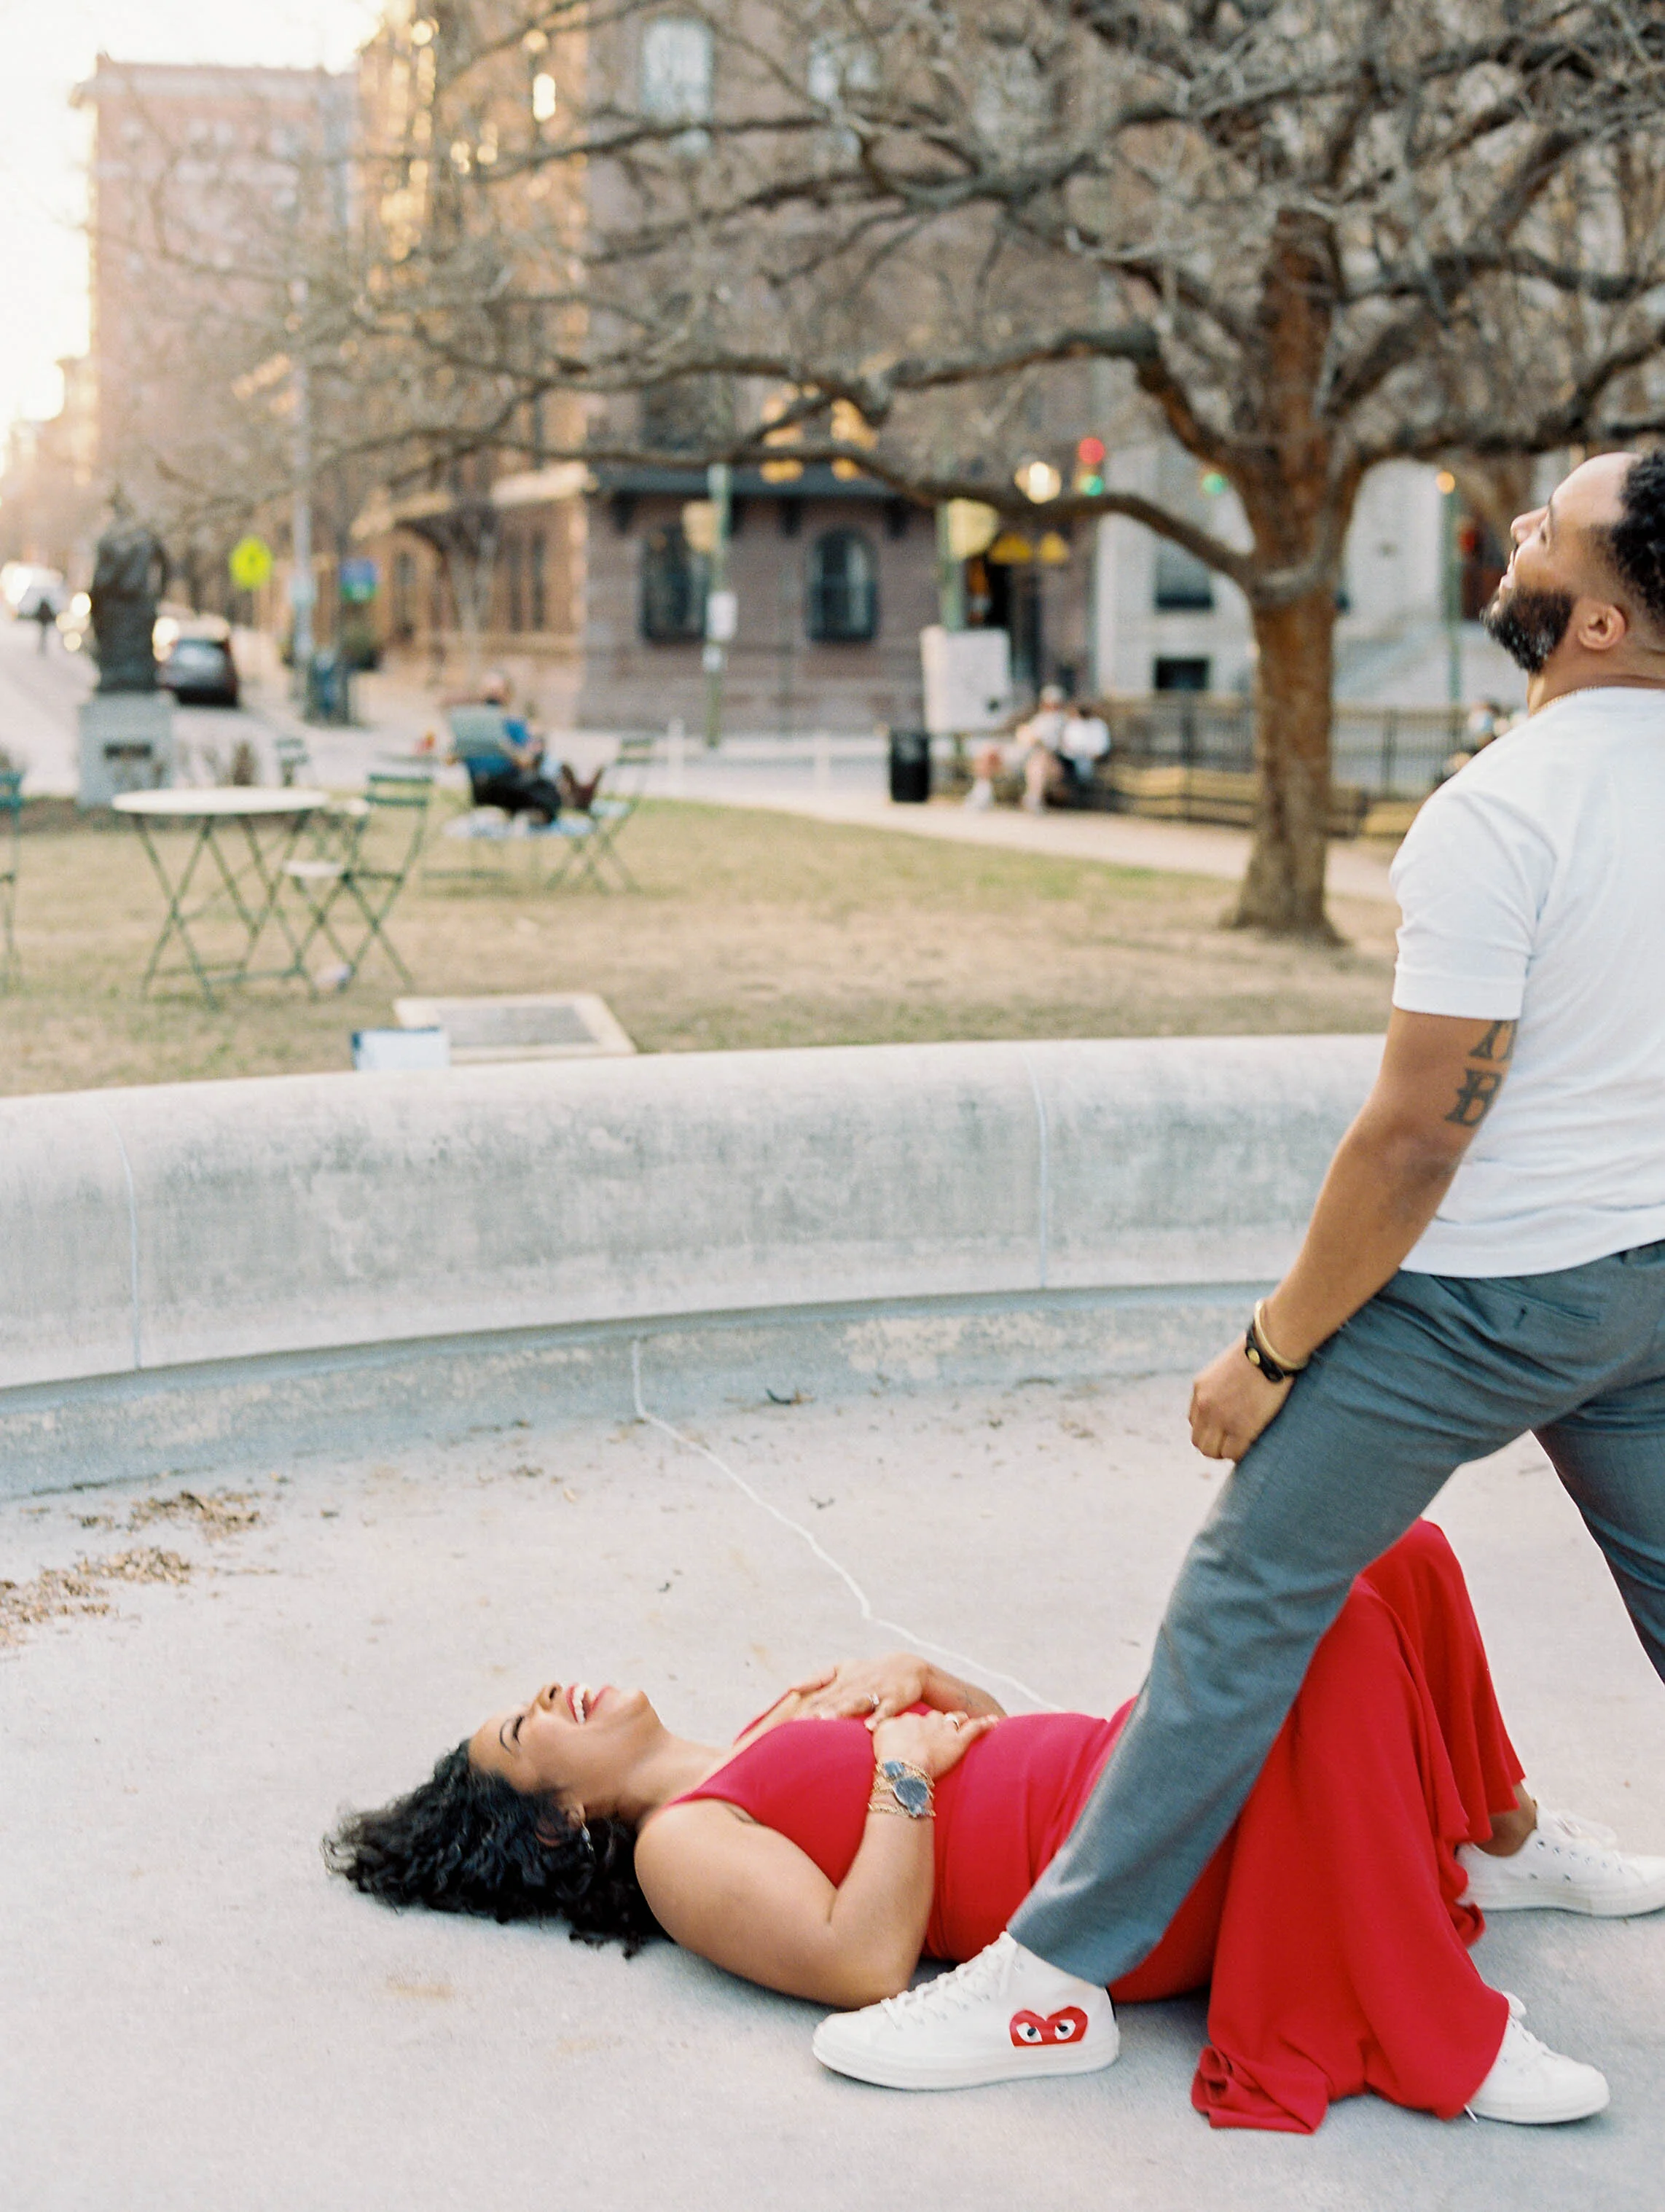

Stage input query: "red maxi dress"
[{"left": 674, "top": 1520, "right": 1522, "bottom": 2134}]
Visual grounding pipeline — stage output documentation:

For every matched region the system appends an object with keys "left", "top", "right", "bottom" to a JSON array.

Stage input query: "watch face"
[{"left": 894, "top": 1770, "right": 933, "bottom": 1816}]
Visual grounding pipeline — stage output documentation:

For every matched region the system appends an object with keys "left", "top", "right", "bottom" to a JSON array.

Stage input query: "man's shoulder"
[{"left": 1391, "top": 742, "right": 1555, "bottom": 894}]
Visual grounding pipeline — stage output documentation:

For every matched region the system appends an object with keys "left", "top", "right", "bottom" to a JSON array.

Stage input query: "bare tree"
[{"left": 342, "top": 1, "right": 1665, "bottom": 931}]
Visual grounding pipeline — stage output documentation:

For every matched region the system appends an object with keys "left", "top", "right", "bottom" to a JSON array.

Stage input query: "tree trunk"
[{"left": 1233, "top": 584, "right": 1340, "bottom": 938}]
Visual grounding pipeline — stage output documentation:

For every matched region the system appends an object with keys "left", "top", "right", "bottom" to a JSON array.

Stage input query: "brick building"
[{"left": 352, "top": 4, "right": 1095, "bottom": 735}]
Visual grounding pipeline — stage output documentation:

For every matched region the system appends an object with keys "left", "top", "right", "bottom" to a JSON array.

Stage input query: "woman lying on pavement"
[{"left": 325, "top": 1521, "right": 1665, "bottom": 2133}]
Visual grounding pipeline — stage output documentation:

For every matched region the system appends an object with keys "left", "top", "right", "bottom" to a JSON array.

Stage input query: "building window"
[
  {"left": 505, "top": 537, "right": 524, "bottom": 631},
  {"left": 1153, "top": 656, "right": 1210, "bottom": 692},
  {"left": 1152, "top": 439, "right": 1221, "bottom": 610},
  {"left": 641, "top": 523, "right": 708, "bottom": 640},
  {"left": 807, "top": 34, "right": 875, "bottom": 152},
  {"left": 641, "top": 18, "right": 713, "bottom": 125},
  {"left": 530, "top": 531, "right": 546, "bottom": 630},
  {"left": 1153, "top": 539, "right": 1215, "bottom": 611},
  {"left": 806, "top": 528, "right": 877, "bottom": 642}
]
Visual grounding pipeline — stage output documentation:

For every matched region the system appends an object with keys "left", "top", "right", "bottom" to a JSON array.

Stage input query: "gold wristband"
[
  {"left": 869, "top": 1759, "right": 934, "bottom": 1819},
  {"left": 1252, "top": 1299, "right": 1309, "bottom": 1375}
]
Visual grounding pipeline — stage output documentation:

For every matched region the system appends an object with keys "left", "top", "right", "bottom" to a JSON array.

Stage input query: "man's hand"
[{"left": 1188, "top": 1340, "right": 1292, "bottom": 1463}]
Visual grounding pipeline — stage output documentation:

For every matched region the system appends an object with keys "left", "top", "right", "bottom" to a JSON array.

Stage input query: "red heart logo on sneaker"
[{"left": 1009, "top": 2006, "right": 1089, "bottom": 2048}]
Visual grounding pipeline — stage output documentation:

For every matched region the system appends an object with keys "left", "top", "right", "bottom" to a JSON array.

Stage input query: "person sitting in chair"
[{"left": 450, "top": 675, "right": 600, "bottom": 824}]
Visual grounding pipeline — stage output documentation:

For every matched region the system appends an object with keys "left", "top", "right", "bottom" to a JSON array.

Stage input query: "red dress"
[{"left": 673, "top": 1520, "right": 1521, "bottom": 2134}]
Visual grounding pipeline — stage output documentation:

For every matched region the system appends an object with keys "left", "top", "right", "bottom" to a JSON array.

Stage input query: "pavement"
[
  {"left": 0, "top": 615, "right": 1398, "bottom": 904},
  {"left": 7, "top": 1365, "right": 1665, "bottom": 2209}
]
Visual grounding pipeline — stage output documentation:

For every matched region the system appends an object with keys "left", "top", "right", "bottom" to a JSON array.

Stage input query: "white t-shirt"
[
  {"left": 1390, "top": 685, "right": 1665, "bottom": 1276},
  {"left": 1016, "top": 706, "right": 1068, "bottom": 752},
  {"left": 1060, "top": 711, "right": 1110, "bottom": 764}
]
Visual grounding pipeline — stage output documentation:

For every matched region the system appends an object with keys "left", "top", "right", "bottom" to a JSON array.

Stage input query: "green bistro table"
[{"left": 114, "top": 786, "right": 330, "bottom": 1007}]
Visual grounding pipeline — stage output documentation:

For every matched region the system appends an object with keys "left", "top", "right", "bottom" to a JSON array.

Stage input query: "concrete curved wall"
[{"left": 0, "top": 1035, "right": 1381, "bottom": 1395}]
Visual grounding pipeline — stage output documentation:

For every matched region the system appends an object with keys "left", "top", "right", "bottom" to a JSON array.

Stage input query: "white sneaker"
[
  {"left": 1458, "top": 1807, "right": 1665, "bottom": 1917},
  {"left": 1466, "top": 1993, "right": 1609, "bottom": 2125},
  {"left": 811, "top": 1932, "right": 1117, "bottom": 2090}
]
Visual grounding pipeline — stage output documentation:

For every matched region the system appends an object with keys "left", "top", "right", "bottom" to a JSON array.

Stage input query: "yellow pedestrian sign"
[{"left": 228, "top": 536, "right": 273, "bottom": 591}]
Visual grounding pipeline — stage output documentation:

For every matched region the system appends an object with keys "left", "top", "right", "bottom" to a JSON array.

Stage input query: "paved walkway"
[{"left": 5, "top": 1367, "right": 1663, "bottom": 2208}]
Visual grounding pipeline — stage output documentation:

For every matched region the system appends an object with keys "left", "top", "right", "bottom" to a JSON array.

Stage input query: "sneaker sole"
[
  {"left": 1467, "top": 2080, "right": 1610, "bottom": 2125},
  {"left": 1465, "top": 1883, "right": 1665, "bottom": 1918},
  {"left": 811, "top": 2028, "right": 1119, "bottom": 2091}
]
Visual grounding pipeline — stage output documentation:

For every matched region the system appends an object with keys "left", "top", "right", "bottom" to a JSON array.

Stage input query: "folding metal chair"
[
  {"left": 282, "top": 770, "right": 431, "bottom": 988},
  {"left": 0, "top": 769, "right": 21, "bottom": 990},
  {"left": 546, "top": 732, "right": 654, "bottom": 891},
  {"left": 273, "top": 732, "right": 314, "bottom": 786}
]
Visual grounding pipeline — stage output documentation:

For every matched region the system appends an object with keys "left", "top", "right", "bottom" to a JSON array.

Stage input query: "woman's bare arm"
[
  {"left": 789, "top": 1652, "right": 1007, "bottom": 1724},
  {"left": 634, "top": 1709, "right": 995, "bottom": 2006}
]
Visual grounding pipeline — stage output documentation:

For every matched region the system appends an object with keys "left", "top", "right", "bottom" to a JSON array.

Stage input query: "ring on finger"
[{"left": 865, "top": 1692, "right": 881, "bottom": 1713}]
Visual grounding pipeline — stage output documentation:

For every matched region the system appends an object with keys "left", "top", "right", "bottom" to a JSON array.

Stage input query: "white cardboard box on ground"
[{"left": 393, "top": 990, "right": 635, "bottom": 1061}]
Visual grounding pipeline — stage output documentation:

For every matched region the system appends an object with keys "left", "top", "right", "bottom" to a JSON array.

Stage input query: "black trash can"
[{"left": 887, "top": 726, "right": 932, "bottom": 804}]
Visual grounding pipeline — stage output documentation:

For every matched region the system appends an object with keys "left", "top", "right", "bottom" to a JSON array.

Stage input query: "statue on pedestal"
[
  {"left": 89, "top": 496, "right": 168, "bottom": 693},
  {"left": 78, "top": 496, "right": 176, "bottom": 805}
]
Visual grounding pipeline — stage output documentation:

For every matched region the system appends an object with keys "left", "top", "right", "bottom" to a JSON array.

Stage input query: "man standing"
[{"left": 815, "top": 450, "right": 1665, "bottom": 2118}]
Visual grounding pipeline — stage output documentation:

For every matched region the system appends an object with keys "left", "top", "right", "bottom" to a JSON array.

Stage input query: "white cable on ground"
[{"left": 630, "top": 1338, "right": 1058, "bottom": 1712}]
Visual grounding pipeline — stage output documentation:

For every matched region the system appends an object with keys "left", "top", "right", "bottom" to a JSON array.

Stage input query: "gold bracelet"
[
  {"left": 1252, "top": 1299, "right": 1309, "bottom": 1375},
  {"left": 869, "top": 1759, "right": 934, "bottom": 1819}
]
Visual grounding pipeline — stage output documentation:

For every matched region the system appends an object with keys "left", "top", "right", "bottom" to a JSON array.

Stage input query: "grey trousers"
[{"left": 1009, "top": 1241, "right": 1665, "bottom": 1986}]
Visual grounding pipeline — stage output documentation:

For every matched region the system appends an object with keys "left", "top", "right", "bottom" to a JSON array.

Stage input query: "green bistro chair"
[
  {"left": 282, "top": 770, "right": 431, "bottom": 990},
  {"left": 273, "top": 731, "right": 314, "bottom": 786},
  {"left": 0, "top": 769, "right": 21, "bottom": 989},
  {"left": 546, "top": 732, "right": 654, "bottom": 891}
]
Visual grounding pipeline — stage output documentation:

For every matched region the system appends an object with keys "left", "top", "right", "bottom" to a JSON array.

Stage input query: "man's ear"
[{"left": 1575, "top": 598, "right": 1629, "bottom": 654}]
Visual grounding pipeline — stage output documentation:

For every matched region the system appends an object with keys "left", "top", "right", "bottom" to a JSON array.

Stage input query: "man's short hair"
[{"left": 1602, "top": 450, "right": 1665, "bottom": 633}]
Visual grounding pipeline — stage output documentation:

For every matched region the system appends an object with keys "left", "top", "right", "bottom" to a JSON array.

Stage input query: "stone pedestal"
[{"left": 78, "top": 693, "right": 174, "bottom": 808}]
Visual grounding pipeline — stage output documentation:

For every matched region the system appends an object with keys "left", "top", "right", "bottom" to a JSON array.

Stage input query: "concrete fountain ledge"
[{"left": 0, "top": 1035, "right": 1380, "bottom": 1495}]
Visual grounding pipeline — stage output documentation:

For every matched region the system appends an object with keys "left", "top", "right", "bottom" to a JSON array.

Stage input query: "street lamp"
[{"left": 1015, "top": 458, "right": 1062, "bottom": 503}]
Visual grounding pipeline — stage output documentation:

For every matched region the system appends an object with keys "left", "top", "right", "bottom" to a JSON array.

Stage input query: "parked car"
[{"left": 158, "top": 628, "right": 239, "bottom": 706}]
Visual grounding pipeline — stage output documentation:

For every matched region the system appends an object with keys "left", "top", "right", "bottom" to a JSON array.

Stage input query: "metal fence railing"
[{"left": 1100, "top": 694, "right": 1470, "bottom": 803}]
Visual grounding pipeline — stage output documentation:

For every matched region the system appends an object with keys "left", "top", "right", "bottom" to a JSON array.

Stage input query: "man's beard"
[{"left": 1481, "top": 579, "right": 1575, "bottom": 674}]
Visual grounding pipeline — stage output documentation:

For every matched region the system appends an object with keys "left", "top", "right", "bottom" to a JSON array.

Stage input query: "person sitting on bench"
[{"left": 450, "top": 676, "right": 600, "bottom": 824}]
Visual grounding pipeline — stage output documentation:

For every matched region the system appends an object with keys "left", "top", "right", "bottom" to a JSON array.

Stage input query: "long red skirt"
[{"left": 1107, "top": 1520, "right": 1520, "bottom": 2133}]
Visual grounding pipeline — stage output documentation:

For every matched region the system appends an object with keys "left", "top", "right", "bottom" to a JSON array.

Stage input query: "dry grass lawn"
[{"left": 0, "top": 799, "right": 1396, "bottom": 1095}]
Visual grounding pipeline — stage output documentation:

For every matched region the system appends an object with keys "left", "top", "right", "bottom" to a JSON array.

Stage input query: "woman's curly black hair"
[{"left": 322, "top": 1741, "right": 664, "bottom": 1954}]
